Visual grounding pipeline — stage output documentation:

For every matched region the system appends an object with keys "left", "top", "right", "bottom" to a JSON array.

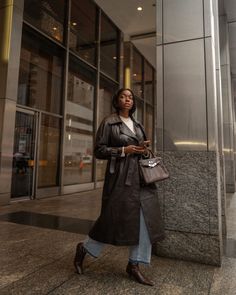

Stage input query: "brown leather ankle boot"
[
  {"left": 126, "top": 262, "right": 154, "bottom": 286},
  {"left": 74, "top": 242, "right": 87, "bottom": 274}
]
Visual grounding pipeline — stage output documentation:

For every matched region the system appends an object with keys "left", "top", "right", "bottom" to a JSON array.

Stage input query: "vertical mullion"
[
  {"left": 34, "top": 111, "right": 41, "bottom": 198},
  {"left": 143, "top": 57, "right": 146, "bottom": 128},
  {"left": 117, "top": 29, "right": 122, "bottom": 85},
  {"left": 32, "top": 111, "right": 39, "bottom": 199},
  {"left": 94, "top": 7, "right": 101, "bottom": 186},
  {"left": 152, "top": 68, "right": 156, "bottom": 151},
  {"left": 60, "top": 0, "right": 71, "bottom": 193}
]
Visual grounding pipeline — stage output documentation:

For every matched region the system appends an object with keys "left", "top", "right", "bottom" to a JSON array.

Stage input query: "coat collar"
[
  {"left": 120, "top": 122, "right": 138, "bottom": 141},
  {"left": 106, "top": 113, "right": 146, "bottom": 142},
  {"left": 106, "top": 112, "right": 139, "bottom": 126},
  {"left": 106, "top": 113, "right": 123, "bottom": 125}
]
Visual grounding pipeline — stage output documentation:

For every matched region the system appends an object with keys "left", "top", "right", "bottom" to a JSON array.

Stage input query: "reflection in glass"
[
  {"left": 70, "top": 0, "right": 97, "bottom": 66},
  {"left": 24, "top": 0, "right": 66, "bottom": 42},
  {"left": 11, "top": 112, "right": 36, "bottom": 198},
  {"left": 38, "top": 114, "right": 60, "bottom": 188},
  {"left": 98, "top": 76, "right": 118, "bottom": 124},
  {"left": 146, "top": 104, "right": 154, "bottom": 144},
  {"left": 100, "top": 13, "right": 119, "bottom": 80},
  {"left": 18, "top": 27, "right": 63, "bottom": 115},
  {"left": 96, "top": 76, "right": 118, "bottom": 181},
  {"left": 144, "top": 61, "right": 154, "bottom": 105},
  {"left": 64, "top": 57, "right": 95, "bottom": 185},
  {"left": 134, "top": 99, "right": 144, "bottom": 125},
  {"left": 132, "top": 48, "right": 143, "bottom": 98}
]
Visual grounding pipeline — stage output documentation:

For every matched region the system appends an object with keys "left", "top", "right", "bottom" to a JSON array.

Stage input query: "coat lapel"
[
  {"left": 108, "top": 113, "right": 146, "bottom": 143},
  {"left": 133, "top": 122, "right": 146, "bottom": 143},
  {"left": 120, "top": 123, "right": 138, "bottom": 142}
]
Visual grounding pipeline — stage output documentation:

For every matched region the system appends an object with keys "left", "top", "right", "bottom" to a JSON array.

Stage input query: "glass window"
[
  {"left": 134, "top": 99, "right": 144, "bottom": 124},
  {"left": 98, "top": 76, "right": 118, "bottom": 125},
  {"left": 144, "top": 61, "right": 154, "bottom": 105},
  {"left": 70, "top": 0, "right": 97, "bottom": 66},
  {"left": 100, "top": 13, "right": 119, "bottom": 80},
  {"left": 18, "top": 27, "right": 63, "bottom": 115},
  {"left": 24, "top": 0, "right": 66, "bottom": 43},
  {"left": 132, "top": 48, "right": 143, "bottom": 98},
  {"left": 38, "top": 114, "right": 61, "bottom": 188},
  {"left": 64, "top": 56, "right": 95, "bottom": 185},
  {"left": 96, "top": 76, "right": 118, "bottom": 181}
]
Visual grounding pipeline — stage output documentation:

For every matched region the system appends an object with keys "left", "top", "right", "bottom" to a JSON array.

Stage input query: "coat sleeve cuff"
[{"left": 111, "top": 147, "right": 122, "bottom": 157}]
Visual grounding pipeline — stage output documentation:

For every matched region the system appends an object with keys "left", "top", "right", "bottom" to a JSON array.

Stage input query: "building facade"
[
  {"left": 0, "top": 0, "right": 156, "bottom": 201},
  {"left": 0, "top": 0, "right": 236, "bottom": 266}
]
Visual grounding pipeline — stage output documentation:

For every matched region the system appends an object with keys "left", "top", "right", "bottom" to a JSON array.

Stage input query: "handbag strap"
[{"left": 142, "top": 148, "right": 155, "bottom": 159}]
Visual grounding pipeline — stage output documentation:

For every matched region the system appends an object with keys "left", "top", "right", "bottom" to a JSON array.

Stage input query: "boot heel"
[
  {"left": 126, "top": 262, "right": 154, "bottom": 286},
  {"left": 74, "top": 242, "right": 86, "bottom": 274}
]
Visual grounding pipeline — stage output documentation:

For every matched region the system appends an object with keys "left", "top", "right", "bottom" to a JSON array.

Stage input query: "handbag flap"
[{"left": 139, "top": 157, "right": 161, "bottom": 168}]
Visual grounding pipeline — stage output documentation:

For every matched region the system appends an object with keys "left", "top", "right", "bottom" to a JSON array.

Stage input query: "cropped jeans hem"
[{"left": 83, "top": 208, "right": 152, "bottom": 265}]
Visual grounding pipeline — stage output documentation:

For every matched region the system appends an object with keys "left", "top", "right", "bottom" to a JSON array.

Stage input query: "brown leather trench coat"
[{"left": 89, "top": 113, "right": 165, "bottom": 246}]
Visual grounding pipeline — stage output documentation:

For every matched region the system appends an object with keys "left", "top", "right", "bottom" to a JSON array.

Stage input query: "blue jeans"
[{"left": 83, "top": 208, "right": 152, "bottom": 264}]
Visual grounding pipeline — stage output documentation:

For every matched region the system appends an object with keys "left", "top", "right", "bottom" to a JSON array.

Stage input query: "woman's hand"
[
  {"left": 124, "top": 145, "right": 146, "bottom": 154},
  {"left": 139, "top": 140, "right": 151, "bottom": 148}
]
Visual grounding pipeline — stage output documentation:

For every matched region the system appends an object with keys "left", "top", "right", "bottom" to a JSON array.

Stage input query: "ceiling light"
[
  {"left": 53, "top": 27, "right": 57, "bottom": 31},
  {"left": 137, "top": 6, "right": 143, "bottom": 11},
  {"left": 113, "top": 56, "right": 117, "bottom": 60},
  {"left": 133, "top": 73, "right": 137, "bottom": 76},
  {"left": 72, "top": 22, "right": 77, "bottom": 26}
]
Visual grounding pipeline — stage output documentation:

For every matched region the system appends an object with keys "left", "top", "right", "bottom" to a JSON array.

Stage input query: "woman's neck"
[{"left": 119, "top": 110, "right": 129, "bottom": 118}]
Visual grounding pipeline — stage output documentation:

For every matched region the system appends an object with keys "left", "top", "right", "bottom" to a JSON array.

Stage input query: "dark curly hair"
[{"left": 112, "top": 88, "right": 136, "bottom": 115}]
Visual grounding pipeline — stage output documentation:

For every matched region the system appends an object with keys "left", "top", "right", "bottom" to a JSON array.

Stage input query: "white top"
[{"left": 119, "top": 115, "right": 135, "bottom": 134}]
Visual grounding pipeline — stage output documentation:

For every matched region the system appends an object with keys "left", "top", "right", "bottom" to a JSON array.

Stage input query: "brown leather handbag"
[{"left": 139, "top": 150, "right": 169, "bottom": 184}]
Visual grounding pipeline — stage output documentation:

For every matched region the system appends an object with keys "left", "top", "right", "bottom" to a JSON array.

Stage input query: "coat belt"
[
  {"left": 109, "top": 157, "right": 116, "bottom": 174},
  {"left": 109, "top": 155, "right": 138, "bottom": 186}
]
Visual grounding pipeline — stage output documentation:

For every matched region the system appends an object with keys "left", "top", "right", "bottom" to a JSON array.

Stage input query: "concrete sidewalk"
[{"left": 0, "top": 190, "right": 236, "bottom": 294}]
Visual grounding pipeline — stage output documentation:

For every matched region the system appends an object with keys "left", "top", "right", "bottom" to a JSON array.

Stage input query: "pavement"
[{"left": 1, "top": 189, "right": 236, "bottom": 294}]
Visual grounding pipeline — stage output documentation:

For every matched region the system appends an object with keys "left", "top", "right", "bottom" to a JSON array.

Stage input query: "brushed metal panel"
[
  {"left": 205, "top": 37, "right": 218, "bottom": 151},
  {"left": 156, "top": 0, "right": 162, "bottom": 45},
  {"left": 163, "top": 0, "right": 204, "bottom": 43},
  {"left": 164, "top": 39, "right": 207, "bottom": 151}
]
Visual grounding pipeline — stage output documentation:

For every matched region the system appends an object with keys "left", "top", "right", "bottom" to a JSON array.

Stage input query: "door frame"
[
  {"left": 15, "top": 107, "right": 61, "bottom": 199},
  {"left": 14, "top": 107, "right": 39, "bottom": 199}
]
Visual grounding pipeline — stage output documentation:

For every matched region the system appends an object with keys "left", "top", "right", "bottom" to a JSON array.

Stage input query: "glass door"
[
  {"left": 37, "top": 113, "right": 61, "bottom": 191},
  {"left": 11, "top": 110, "right": 38, "bottom": 198}
]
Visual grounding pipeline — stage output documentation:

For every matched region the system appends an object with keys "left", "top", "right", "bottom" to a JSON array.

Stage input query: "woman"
[{"left": 74, "top": 88, "right": 165, "bottom": 286}]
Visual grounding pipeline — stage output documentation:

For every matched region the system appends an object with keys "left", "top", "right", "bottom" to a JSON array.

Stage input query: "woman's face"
[{"left": 118, "top": 90, "right": 134, "bottom": 112}]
